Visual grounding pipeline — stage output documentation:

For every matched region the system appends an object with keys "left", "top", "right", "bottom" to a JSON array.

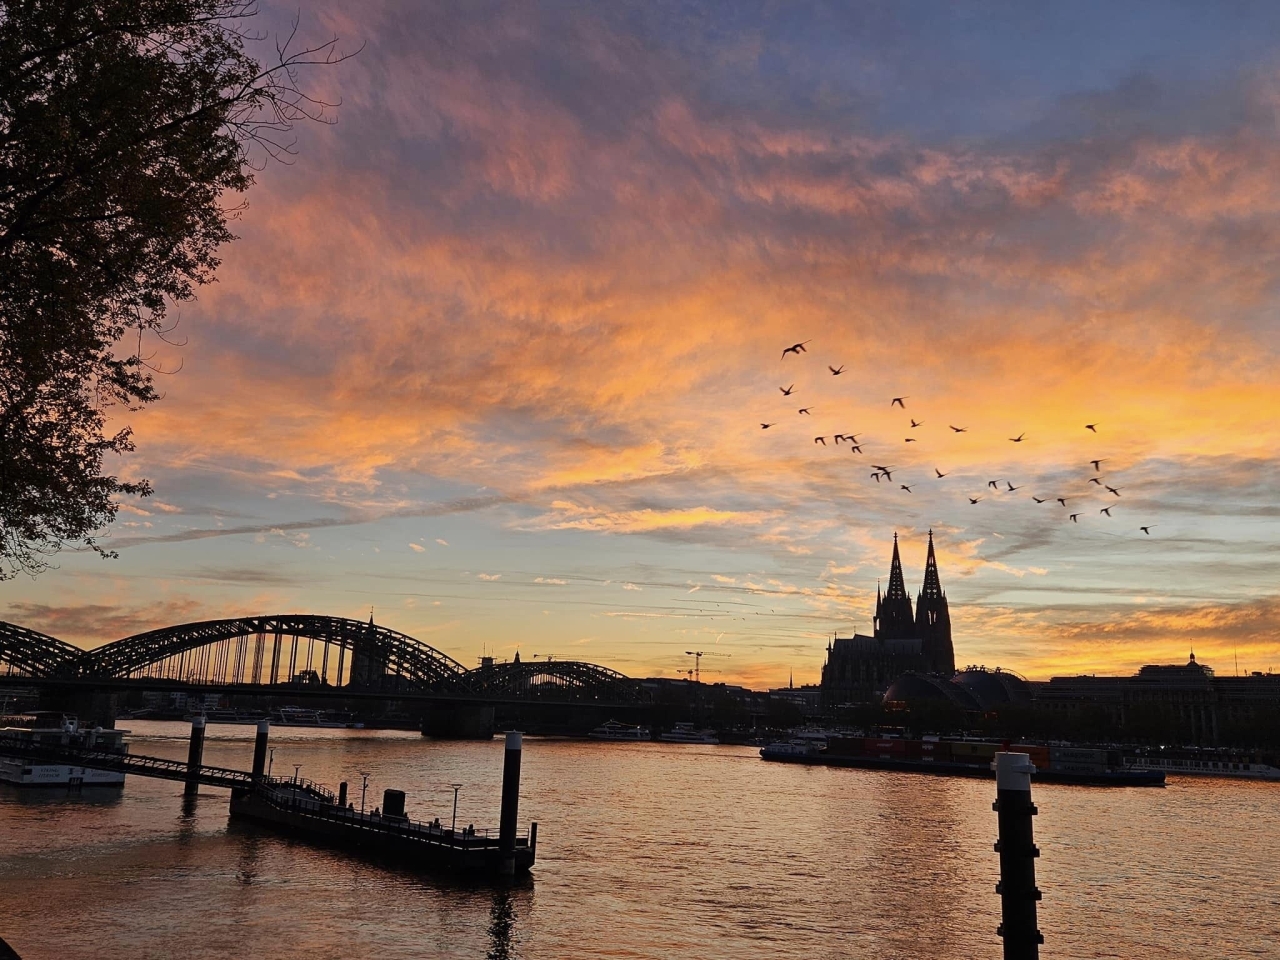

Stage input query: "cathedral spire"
[
  {"left": 885, "top": 532, "right": 909, "bottom": 602},
  {"left": 915, "top": 529, "right": 955, "bottom": 675},
  {"left": 920, "top": 529, "right": 944, "bottom": 601},
  {"left": 875, "top": 532, "right": 915, "bottom": 640}
]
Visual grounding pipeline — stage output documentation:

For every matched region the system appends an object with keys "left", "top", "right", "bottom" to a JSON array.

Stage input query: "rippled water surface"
[{"left": 1, "top": 722, "right": 1278, "bottom": 959}]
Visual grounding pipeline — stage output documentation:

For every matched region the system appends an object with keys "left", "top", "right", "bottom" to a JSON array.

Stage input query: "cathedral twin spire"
[{"left": 874, "top": 530, "right": 955, "bottom": 674}]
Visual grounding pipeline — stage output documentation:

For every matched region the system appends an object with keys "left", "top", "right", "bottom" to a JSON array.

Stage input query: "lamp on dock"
[
  {"left": 450, "top": 783, "right": 462, "bottom": 833},
  {"left": 360, "top": 772, "right": 369, "bottom": 814}
]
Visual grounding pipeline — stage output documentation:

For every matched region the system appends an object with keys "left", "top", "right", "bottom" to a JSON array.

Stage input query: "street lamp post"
[
  {"left": 267, "top": 747, "right": 274, "bottom": 779},
  {"left": 450, "top": 783, "right": 462, "bottom": 833},
  {"left": 292, "top": 764, "right": 301, "bottom": 785},
  {"left": 360, "top": 772, "right": 370, "bottom": 815}
]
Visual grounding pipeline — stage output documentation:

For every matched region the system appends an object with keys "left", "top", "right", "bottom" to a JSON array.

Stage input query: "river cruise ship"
[
  {"left": 1124, "top": 749, "right": 1280, "bottom": 781},
  {"left": 588, "top": 720, "right": 651, "bottom": 741},
  {"left": 658, "top": 722, "right": 719, "bottom": 744},
  {"left": 0, "top": 714, "right": 128, "bottom": 787}
]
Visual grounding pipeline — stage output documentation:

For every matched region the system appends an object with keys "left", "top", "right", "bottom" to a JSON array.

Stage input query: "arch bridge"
[{"left": 0, "top": 616, "right": 642, "bottom": 704}]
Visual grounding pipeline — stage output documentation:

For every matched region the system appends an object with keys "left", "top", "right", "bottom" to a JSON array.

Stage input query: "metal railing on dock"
[{"left": 258, "top": 784, "right": 533, "bottom": 852}]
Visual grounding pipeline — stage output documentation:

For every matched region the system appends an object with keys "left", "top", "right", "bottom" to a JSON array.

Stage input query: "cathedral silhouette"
[{"left": 820, "top": 531, "right": 956, "bottom": 706}]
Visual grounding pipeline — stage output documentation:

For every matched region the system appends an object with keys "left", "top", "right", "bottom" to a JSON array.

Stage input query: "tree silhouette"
[{"left": 0, "top": 0, "right": 354, "bottom": 578}]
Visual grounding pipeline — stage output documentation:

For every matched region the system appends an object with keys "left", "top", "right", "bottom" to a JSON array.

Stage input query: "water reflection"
[
  {"left": 487, "top": 890, "right": 515, "bottom": 960},
  {"left": 235, "top": 831, "right": 266, "bottom": 885},
  {"left": 0, "top": 784, "right": 124, "bottom": 808},
  {"left": 487, "top": 883, "right": 533, "bottom": 960}
]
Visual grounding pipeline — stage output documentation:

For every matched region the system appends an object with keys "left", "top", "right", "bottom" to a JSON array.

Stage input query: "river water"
[{"left": 0, "top": 722, "right": 1276, "bottom": 959}]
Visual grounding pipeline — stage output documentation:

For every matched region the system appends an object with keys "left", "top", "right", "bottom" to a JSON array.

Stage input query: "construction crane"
[{"left": 684, "top": 650, "right": 730, "bottom": 684}]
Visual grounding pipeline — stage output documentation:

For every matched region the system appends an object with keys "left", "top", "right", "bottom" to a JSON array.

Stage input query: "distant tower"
[
  {"left": 874, "top": 533, "right": 916, "bottom": 640},
  {"left": 915, "top": 530, "right": 955, "bottom": 674}
]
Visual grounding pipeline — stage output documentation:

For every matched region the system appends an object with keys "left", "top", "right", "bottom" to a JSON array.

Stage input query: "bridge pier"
[{"left": 420, "top": 703, "right": 495, "bottom": 740}]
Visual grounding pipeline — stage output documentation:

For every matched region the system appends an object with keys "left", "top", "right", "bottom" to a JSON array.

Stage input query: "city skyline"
[{"left": 6, "top": 1, "right": 1280, "bottom": 687}]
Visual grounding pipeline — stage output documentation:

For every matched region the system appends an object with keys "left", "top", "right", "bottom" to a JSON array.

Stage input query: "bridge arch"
[
  {"left": 75, "top": 615, "right": 471, "bottom": 692},
  {"left": 467, "top": 659, "right": 643, "bottom": 702},
  {"left": 0, "top": 621, "right": 83, "bottom": 679}
]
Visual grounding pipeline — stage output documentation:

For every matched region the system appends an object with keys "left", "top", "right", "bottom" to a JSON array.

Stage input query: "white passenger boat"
[
  {"left": 0, "top": 714, "right": 128, "bottom": 787},
  {"left": 275, "top": 706, "right": 363, "bottom": 728},
  {"left": 1124, "top": 751, "right": 1280, "bottom": 781},
  {"left": 588, "top": 719, "right": 651, "bottom": 741},
  {"left": 658, "top": 722, "right": 719, "bottom": 744}
]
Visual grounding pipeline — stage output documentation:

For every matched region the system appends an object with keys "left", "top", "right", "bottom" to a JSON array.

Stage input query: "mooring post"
[
  {"left": 337, "top": 781, "right": 348, "bottom": 808},
  {"left": 251, "top": 718, "right": 270, "bottom": 780},
  {"left": 498, "top": 731, "right": 523, "bottom": 876},
  {"left": 993, "top": 751, "right": 1043, "bottom": 959},
  {"left": 184, "top": 715, "right": 206, "bottom": 798}
]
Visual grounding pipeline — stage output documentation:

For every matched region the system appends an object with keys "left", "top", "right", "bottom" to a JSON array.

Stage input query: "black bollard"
[
  {"left": 993, "top": 751, "right": 1043, "bottom": 959},
  {"left": 498, "top": 731, "right": 523, "bottom": 876},
  {"left": 338, "top": 781, "right": 348, "bottom": 808},
  {"left": 184, "top": 715, "right": 206, "bottom": 798},
  {"left": 251, "top": 719, "right": 270, "bottom": 780}
]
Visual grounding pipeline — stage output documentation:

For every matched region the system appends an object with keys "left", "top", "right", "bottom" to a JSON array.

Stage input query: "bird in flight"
[
  {"left": 1006, "top": 482, "right": 1021, "bottom": 492},
  {"left": 1069, "top": 513, "right": 1080, "bottom": 523},
  {"left": 781, "top": 341, "right": 810, "bottom": 358},
  {"left": 1085, "top": 423, "right": 1098, "bottom": 433},
  {"left": 904, "top": 437, "right": 917, "bottom": 443},
  {"left": 1009, "top": 432, "right": 1026, "bottom": 443},
  {"left": 760, "top": 423, "right": 777, "bottom": 429},
  {"left": 871, "top": 472, "right": 883, "bottom": 483},
  {"left": 987, "top": 479, "right": 1002, "bottom": 489},
  {"left": 969, "top": 497, "right": 982, "bottom": 504},
  {"left": 881, "top": 468, "right": 895, "bottom": 481},
  {"left": 1100, "top": 506, "right": 1113, "bottom": 517},
  {"left": 798, "top": 407, "right": 812, "bottom": 415},
  {"left": 910, "top": 419, "right": 923, "bottom": 428},
  {"left": 949, "top": 425, "right": 967, "bottom": 433},
  {"left": 780, "top": 384, "right": 795, "bottom": 396},
  {"left": 848, "top": 444, "right": 863, "bottom": 453},
  {"left": 900, "top": 484, "right": 914, "bottom": 493},
  {"left": 891, "top": 397, "right": 908, "bottom": 408},
  {"left": 1032, "top": 496, "right": 1047, "bottom": 503},
  {"left": 834, "top": 433, "right": 860, "bottom": 445},
  {"left": 1057, "top": 497, "right": 1070, "bottom": 506},
  {"left": 1090, "top": 458, "right": 1107, "bottom": 470},
  {"left": 1089, "top": 477, "right": 1103, "bottom": 485},
  {"left": 814, "top": 437, "right": 827, "bottom": 446},
  {"left": 1105, "top": 485, "right": 1121, "bottom": 497},
  {"left": 935, "top": 468, "right": 947, "bottom": 478},
  {"left": 1140, "top": 525, "right": 1156, "bottom": 535},
  {"left": 829, "top": 364, "right": 844, "bottom": 376}
]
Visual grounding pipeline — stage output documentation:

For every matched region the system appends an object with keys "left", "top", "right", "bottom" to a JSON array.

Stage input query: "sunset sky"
[{"left": 8, "top": 1, "right": 1280, "bottom": 687}]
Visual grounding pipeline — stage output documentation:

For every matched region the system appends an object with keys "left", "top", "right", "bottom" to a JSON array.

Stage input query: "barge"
[
  {"left": 229, "top": 781, "right": 536, "bottom": 875},
  {"left": 762, "top": 735, "right": 1165, "bottom": 787}
]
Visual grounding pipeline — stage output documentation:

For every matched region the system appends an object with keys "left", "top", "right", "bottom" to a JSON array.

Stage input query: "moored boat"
[
  {"left": 659, "top": 722, "right": 719, "bottom": 745},
  {"left": 760, "top": 739, "right": 824, "bottom": 761},
  {"left": 0, "top": 714, "right": 129, "bottom": 787},
  {"left": 1124, "top": 749, "right": 1280, "bottom": 781},
  {"left": 762, "top": 733, "right": 1165, "bottom": 786},
  {"left": 588, "top": 719, "right": 651, "bottom": 741}
]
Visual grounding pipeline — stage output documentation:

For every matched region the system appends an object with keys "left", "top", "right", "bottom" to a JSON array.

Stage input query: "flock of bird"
[{"left": 766, "top": 341, "right": 1157, "bottom": 535}]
